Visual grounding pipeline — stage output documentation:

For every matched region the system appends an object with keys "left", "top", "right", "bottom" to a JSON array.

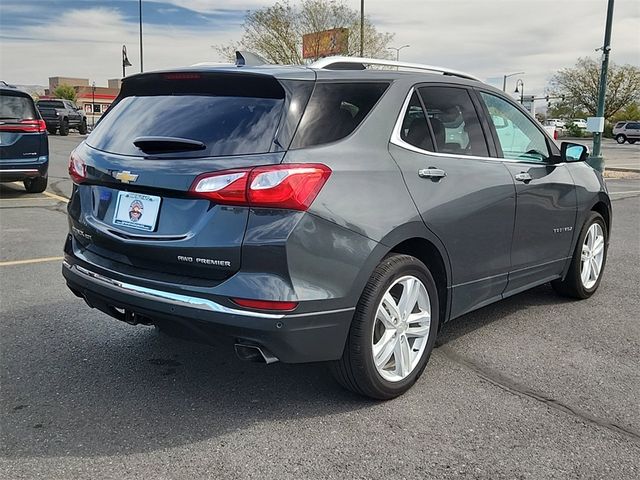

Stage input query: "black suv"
[
  {"left": 0, "top": 82, "right": 49, "bottom": 193},
  {"left": 62, "top": 57, "right": 611, "bottom": 399},
  {"left": 37, "top": 99, "right": 88, "bottom": 136}
]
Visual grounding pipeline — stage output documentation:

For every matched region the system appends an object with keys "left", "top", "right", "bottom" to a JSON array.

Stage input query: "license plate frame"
[{"left": 112, "top": 191, "right": 161, "bottom": 232}]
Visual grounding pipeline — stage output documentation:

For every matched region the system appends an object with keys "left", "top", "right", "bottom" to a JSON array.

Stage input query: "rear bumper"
[
  {"left": 62, "top": 256, "right": 354, "bottom": 363},
  {"left": 43, "top": 118, "right": 60, "bottom": 129},
  {"left": 0, "top": 157, "right": 48, "bottom": 182}
]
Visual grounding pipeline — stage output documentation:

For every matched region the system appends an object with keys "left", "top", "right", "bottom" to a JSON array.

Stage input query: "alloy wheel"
[
  {"left": 580, "top": 223, "right": 605, "bottom": 289},
  {"left": 372, "top": 275, "right": 431, "bottom": 382}
]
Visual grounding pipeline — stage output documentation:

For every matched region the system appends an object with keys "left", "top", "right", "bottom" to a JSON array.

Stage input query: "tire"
[
  {"left": 615, "top": 134, "right": 626, "bottom": 144},
  {"left": 552, "top": 212, "right": 607, "bottom": 299},
  {"left": 78, "top": 119, "right": 87, "bottom": 135},
  {"left": 331, "top": 254, "right": 440, "bottom": 400},
  {"left": 628, "top": 139, "right": 637, "bottom": 145},
  {"left": 47, "top": 127, "right": 56, "bottom": 135},
  {"left": 59, "top": 119, "right": 69, "bottom": 136},
  {"left": 23, "top": 175, "right": 48, "bottom": 193}
]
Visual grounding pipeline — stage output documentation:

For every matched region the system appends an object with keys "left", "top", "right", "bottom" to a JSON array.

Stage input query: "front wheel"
[
  {"left": 59, "top": 119, "right": 69, "bottom": 136},
  {"left": 552, "top": 212, "right": 607, "bottom": 299},
  {"left": 331, "top": 254, "right": 439, "bottom": 399},
  {"left": 615, "top": 134, "right": 626, "bottom": 144}
]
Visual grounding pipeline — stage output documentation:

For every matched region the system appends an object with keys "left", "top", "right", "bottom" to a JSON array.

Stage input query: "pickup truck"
[{"left": 36, "top": 99, "right": 87, "bottom": 136}]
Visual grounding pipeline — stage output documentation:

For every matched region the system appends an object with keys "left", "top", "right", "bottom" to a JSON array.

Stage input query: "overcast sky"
[{"left": 1, "top": 0, "right": 638, "bottom": 95}]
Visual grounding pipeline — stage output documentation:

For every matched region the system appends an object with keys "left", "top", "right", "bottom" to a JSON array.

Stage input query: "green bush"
[
  {"left": 603, "top": 122, "right": 614, "bottom": 138},
  {"left": 565, "top": 122, "right": 583, "bottom": 138}
]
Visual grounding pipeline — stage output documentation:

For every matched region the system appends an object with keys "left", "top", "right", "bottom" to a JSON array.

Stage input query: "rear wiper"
[{"left": 133, "top": 136, "right": 206, "bottom": 154}]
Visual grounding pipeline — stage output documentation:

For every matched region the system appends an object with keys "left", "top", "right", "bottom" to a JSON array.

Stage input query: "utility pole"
[
  {"left": 360, "top": 0, "right": 364, "bottom": 57},
  {"left": 590, "top": 0, "right": 615, "bottom": 172},
  {"left": 139, "top": 0, "right": 144, "bottom": 72}
]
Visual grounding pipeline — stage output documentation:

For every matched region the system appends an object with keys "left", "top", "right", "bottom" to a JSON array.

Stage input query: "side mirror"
[{"left": 561, "top": 142, "right": 589, "bottom": 162}]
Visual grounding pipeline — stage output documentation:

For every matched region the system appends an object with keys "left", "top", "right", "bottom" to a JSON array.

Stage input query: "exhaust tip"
[{"left": 234, "top": 343, "right": 279, "bottom": 364}]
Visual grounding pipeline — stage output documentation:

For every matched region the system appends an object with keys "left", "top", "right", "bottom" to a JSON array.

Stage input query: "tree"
[
  {"left": 53, "top": 84, "right": 77, "bottom": 101},
  {"left": 547, "top": 57, "right": 640, "bottom": 120},
  {"left": 215, "top": 0, "right": 394, "bottom": 64}
]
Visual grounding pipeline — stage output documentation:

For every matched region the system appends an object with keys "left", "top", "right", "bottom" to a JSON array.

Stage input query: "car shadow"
[{"left": 2, "top": 283, "right": 573, "bottom": 459}]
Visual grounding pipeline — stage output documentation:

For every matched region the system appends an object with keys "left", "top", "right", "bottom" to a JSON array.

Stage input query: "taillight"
[
  {"left": 231, "top": 298, "right": 298, "bottom": 311},
  {"left": 68, "top": 150, "right": 87, "bottom": 184},
  {"left": 190, "top": 164, "right": 331, "bottom": 211},
  {"left": 0, "top": 119, "right": 47, "bottom": 133}
]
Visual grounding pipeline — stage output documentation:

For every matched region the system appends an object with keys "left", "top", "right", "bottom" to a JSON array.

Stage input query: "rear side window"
[
  {"left": 418, "top": 86, "right": 489, "bottom": 157},
  {"left": 0, "top": 92, "right": 37, "bottom": 120},
  {"left": 291, "top": 82, "right": 389, "bottom": 149},
  {"left": 399, "top": 91, "right": 434, "bottom": 151}
]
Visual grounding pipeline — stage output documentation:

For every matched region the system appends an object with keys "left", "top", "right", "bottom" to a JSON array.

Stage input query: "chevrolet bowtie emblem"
[{"left": 113, "top": 171, "right": 139, "bottom": 183}]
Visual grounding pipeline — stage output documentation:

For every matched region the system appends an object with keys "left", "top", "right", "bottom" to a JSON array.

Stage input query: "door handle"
[
  {"left": 515, "top": 172, "right": 532, "bottom": 183},
  {"left": 418, "top": 167, "right": 447, "bottom": 179}
]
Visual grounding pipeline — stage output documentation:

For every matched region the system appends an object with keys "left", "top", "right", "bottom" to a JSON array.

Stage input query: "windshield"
[{"left": 37, "top": 100, "right": 65, "bottom": 109}]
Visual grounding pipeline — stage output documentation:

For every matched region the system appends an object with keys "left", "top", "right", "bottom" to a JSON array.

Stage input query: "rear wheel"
[
  {"left": 331, "top": 254, "right": 439, "bottom": 399},
  {"left": 59, "top": 119, "right": 69, "bottom": 136},
  {"left": 628, "top": 139, "right": 637, "bottom": 145},
  {"left": 24, "top": 175, "right": 48, "bottom": 193},
  {"left": 552, "top": 212, "right": 607, "bottom": 299},
  {"left": 615, "top": 134, "right": 626, "bottom": 144},
  {"left": 78, "top": 119, "right": 87, "bottom": 135}
]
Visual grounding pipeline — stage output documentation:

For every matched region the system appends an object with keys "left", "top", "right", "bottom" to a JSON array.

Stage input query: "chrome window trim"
[{"left": 389, "top": 87, "right": 555, "bottom": 166}]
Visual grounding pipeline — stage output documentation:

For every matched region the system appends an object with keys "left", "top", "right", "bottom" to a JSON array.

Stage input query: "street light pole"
[
  {"left": 360, "top": 0, "right": 364, "bottom": 57},
  {"left": 139, "top": 0, "right": 144, "bottom": 72},
  {"left": 387, "top": 45, "right": 410, "bottom": 62},
  {"left": 591, "top": 0, "right": 615, "bottom": 171},
  {"left": 502, "top": 71, "right": 524, "bottom": 92}
]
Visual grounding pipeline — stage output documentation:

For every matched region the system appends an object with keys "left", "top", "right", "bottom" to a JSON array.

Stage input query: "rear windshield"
[
  {"left": 0, "top": 92, "right": 37, "bottom": 120},
  {"left": 88, "top": 95, "right": 284, "bottom": 157},
  {"left": 291, "top": 82, "right": 389, "bottom": 149},
  {"left": 37, "top": 100, "right": 65, "bottom": 109}
]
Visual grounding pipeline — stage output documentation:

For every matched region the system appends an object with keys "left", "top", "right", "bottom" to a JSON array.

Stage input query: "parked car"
[
  {"left": 36, "top": 98, "right": 87, "bottom": 136},
  {"left": 62, "top": 57, "right": 611, "bottom": 399},
  {"left": 568, "top": 119, "right": 588, "bottom": 129},
  {"left": 545, "top": 118, "right": 565, "bottom": 128},
  {"left": 0, "top": 82, "right": 49, "bottom": 193},
  {"left": 612, "top": 121, "right": 640, "bottom": 144}
]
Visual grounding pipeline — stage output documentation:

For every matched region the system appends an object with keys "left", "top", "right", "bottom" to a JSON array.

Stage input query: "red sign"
[{"left": 302, "top": 28, "right": 349, "bottom": 59}]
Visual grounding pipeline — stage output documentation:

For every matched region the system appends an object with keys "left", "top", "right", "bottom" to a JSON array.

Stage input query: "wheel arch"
[{"left": 591, "top": 199, "right": 611, "bottom": 235}]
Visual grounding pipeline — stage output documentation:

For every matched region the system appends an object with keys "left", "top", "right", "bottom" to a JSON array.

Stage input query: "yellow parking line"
[
  {"left": 0, "top": 256, "right": 64, "bottom": 267},
  {"left": 42, "top": 191, "right": 69, "bottom": 203}
]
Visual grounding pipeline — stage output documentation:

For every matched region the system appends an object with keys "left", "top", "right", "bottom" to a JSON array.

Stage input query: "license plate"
[{"left": 112, "top": 191, "right": 161, "bottom": 232}]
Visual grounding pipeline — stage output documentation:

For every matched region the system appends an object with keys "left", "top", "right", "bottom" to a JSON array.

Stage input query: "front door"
[
  {"left": 477, "top": 91, "right": 577, "bottom": 294},
  {"left": 389, "top": 85, "right": 516, "bottom": 319}
]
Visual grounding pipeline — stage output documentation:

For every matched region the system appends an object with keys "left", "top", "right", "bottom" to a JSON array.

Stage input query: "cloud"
[{"left": 0, "top": 0, "right": 638, "bottom": 95}]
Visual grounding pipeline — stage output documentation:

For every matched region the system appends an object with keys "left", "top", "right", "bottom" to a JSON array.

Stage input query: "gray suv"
[
  {"left": 612, "top": 121, "right": 640, "bottom": 144},
  {"left": 62, "top": 56, "right": 611, "bottom": 399}
]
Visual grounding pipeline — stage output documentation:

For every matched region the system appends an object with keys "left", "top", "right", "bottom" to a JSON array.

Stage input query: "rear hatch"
[
  {"left": 70, "top": 69, "right": 313, "bottom": 283},
  {"left": 0, "top": 90, "right": 47, "bottom": 163},
  {"left": 36, "top": 99, "right": 64, "bottom": 121}
]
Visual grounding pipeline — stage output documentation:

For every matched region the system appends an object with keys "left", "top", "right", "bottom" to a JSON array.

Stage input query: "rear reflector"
[
  {"left": 190, "top": 163, "right": 331, "bottom": 211},
  {"left": 0, "top": 119, "right": 47, "bottom": 133},
  {"left": 68, "top": 150, "right": 87, "bottom": 184},
  {"left": 231, "top": 298, "right": 298, "bottom": 311}
]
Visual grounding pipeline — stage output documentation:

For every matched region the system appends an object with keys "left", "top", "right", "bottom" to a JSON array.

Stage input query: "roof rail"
[{"left": 310, "top": 56, "right": 482, "bottom": 82}]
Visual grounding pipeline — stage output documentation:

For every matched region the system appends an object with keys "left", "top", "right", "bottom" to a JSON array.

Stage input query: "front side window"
[
  {"left": 480, "top": 92, "right": 550, "bottom": 163},
  {"left": 417, "top": 86, "right": 489, "bottom": 157}
]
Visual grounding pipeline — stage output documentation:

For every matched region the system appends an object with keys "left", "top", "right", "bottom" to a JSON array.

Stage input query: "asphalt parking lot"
[{"left": 1, "top": 135, "right": 639, "bottom": 479}]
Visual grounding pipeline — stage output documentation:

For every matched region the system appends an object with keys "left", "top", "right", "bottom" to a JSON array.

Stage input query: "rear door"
[
  {"left": 476, "top": 90, "right": 576, "bottom": 294},
  {"left": 0, "top": 90, "right": 46, "bottom": 162},
  {"left": 69, "top": 71, "right": 312, "bottom": 282},
  {"left": 389, "top": 85, "right": 516, "bottom": 319}
]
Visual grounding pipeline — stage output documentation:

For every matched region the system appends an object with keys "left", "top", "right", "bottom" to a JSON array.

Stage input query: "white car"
[
  {"left": 546, "top": 118, "right": 565, "bottom": 128},
  {"left": 569, "top": 119, "right": 587, "bottom": 129}
]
